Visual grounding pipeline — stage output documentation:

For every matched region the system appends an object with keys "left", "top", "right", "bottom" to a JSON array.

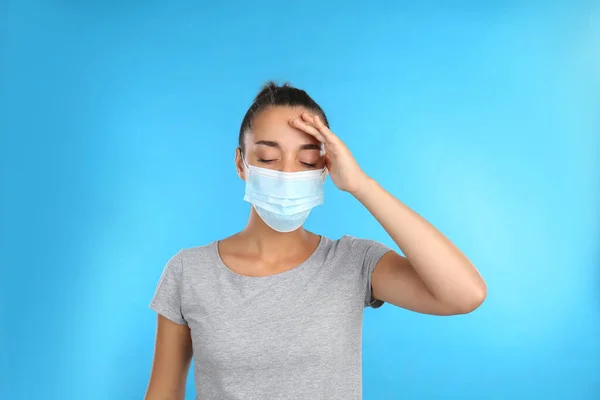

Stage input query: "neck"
[{"left": 239, "top": 207, "right": 315, "bottom": 260}]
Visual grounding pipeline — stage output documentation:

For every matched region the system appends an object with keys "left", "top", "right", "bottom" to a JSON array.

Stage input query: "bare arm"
[
  {"left": 289, "top": 112, "right": 486, "bottom": 316},
  {"left": 355, "top": 178, "right": 487, "bottom": 315},
  {"left": 145, "top": 315, "right": 193, "bottom": 400}
]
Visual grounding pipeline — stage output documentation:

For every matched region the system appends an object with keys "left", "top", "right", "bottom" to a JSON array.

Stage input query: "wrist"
[{"left": 349, "top": 175, "right": 378, "bottom": 199}]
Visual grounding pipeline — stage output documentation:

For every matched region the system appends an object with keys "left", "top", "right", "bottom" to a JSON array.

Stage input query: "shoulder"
[
  {"left": 178, "top": 241, "right": 219, "bottom": 267},
  {"left": 159, "top": 242, "right": 221, "bottom": 288},
  {"left": 329, "top": 235, "right": 390, "bottom": 255},
  {"left": 319, "top": 235, "right": 392, "bottom": 265}
]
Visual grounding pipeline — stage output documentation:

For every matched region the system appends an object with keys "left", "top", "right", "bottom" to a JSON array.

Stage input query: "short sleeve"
[
  {"left": 345, "top": 236, "right": 392, "bottom": 309},
  {"left": 149, "top": 250, "right": 188, "bottom": 325}
]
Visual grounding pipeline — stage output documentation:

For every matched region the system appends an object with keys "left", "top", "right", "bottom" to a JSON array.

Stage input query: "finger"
[
  {"left": 300, "top": 112, "right": 317, "bottom": 125},
  {"left": 301, "top": 112, "right": 336, "bottom": 142},
  {"left": 312, "top": 115, "right": 338, "bottom": 142},
  {"left": 300, "top": 112, "right": 336, "bottom": 144},
  {"left": 289, "top": 118, "right": 327, "bottom": 143}
]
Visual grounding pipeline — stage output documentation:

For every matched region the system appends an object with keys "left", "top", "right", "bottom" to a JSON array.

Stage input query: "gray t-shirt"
[{"left": 149, "top": 235, "right": 391, "bottom": 400}]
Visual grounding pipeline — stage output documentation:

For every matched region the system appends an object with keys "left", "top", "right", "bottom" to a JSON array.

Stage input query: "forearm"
[{"left": 352, "top": 177, "right": 486, "bottom": 309}]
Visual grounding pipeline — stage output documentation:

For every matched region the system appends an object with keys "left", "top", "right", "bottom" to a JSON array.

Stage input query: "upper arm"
[
  {"left": 371, "top": 251, "right": 460, "bottom": 316},
  {"left": 146, "top": 250, "right": 192, "bottom": 399},
  {"left": 145, "top": 315, "right": 193, "bottom": 400}
]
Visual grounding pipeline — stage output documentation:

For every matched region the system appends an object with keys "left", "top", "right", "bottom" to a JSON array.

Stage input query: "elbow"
[{"left": 456, "top": 281, "right": 487, "bottom": 314}]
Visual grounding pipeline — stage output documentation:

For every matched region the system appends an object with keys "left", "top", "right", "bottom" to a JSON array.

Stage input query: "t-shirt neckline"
[{"left": 213, "top": 235, "right": 326, "bottom": 281}]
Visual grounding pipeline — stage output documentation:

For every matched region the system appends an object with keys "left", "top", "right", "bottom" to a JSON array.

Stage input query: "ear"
[
  {"left": 324, "top": 153, "right": 331, "bottom": 177},
  {"left": 235, "top": 147, "right": 246, "bottom": 181}
]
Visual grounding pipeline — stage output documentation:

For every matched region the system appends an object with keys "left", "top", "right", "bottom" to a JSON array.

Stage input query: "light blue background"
[{"left": 2, "top": 1, "right": 599, "bottom": 399}]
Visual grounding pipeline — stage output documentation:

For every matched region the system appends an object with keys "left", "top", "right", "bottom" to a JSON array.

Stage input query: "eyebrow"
[
  {"left": 255, "top": 140, "right": 280, "bottom": 148},
  {"left": 255, "top": 140, "right": 321, "bottom": 151},
  {"left": 300, "top": 144, "right": 322, "bottom": 151}
]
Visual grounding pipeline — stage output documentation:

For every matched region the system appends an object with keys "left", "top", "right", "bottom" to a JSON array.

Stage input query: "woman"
[{"left": 145, "top": 82, "right": 487, "bottom": 400}]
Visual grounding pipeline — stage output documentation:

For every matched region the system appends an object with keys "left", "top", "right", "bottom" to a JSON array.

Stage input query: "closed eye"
[
  {"left": 258, "top": 158, "right": 276, "bottom": 163},
  {"left": 301, "top": 162, "right": 318, "bottom": 168}
]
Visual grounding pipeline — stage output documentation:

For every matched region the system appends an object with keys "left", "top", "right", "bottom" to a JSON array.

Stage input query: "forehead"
[
  {"left": 246, "top": 106, "right": 321, "bottom": 146},
  {"left": 252, "top": 106, "right": 306, "bottom": 129}
]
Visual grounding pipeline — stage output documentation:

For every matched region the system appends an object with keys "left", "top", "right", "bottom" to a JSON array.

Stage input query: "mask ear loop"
[
  {"left": 320, "top": 167, "right": 328, "bottom": 183},
  {"left": 239, "top": 149, "right": 252, "bottom": 182},
  {"left": 239, "top": 148, "right": 250, "bottom": 170},
  {"left": 320, "top": 144, "right": 328, "bottom": 181}
]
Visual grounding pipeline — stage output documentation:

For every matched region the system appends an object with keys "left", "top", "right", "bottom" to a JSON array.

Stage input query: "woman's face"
[{"left": 236, "top": 106, "right": 326, "bottom": 179}]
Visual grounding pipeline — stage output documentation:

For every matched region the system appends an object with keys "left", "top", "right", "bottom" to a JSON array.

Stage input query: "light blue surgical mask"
[{"left": 243, "top": 157, "right": 326, "bottom": 233}]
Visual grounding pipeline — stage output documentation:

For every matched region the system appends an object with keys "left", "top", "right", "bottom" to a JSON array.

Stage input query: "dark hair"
[{"left": 238, "top": 81, "right": 329, "bottom": 153}]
